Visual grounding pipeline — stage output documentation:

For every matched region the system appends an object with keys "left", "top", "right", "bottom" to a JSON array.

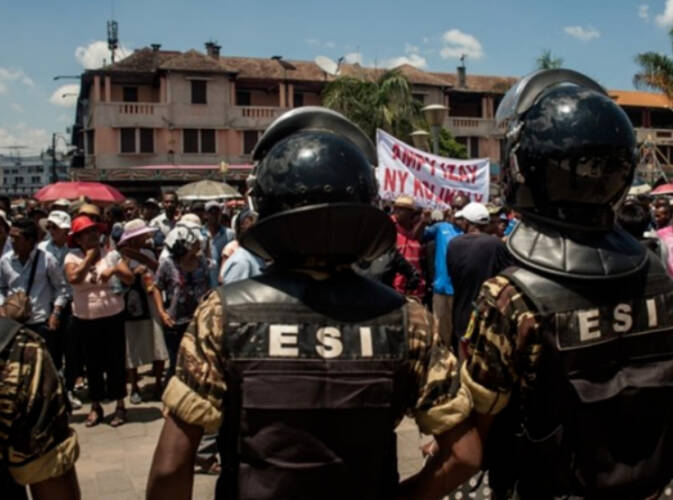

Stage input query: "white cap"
[
  {"left": 455, "top": 202, "right": 490, "bottom": 225},
  {"left": 205, "top": 200, "right": 222, "bottom": 212},
  {"left": 53, "top": 198, "right": 71, "bottom": 208},
  {"left": 46, "top": 210, "right": 71, "bottom": 230}
]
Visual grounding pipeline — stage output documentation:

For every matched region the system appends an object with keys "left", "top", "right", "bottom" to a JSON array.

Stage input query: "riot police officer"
[
  {"left": 459, "top": 69, "right": 673, "bottom": 499},
  {"left": 0, "top": 318, "right": 81, "bottom": 500},
  {"left": 146, "top": 107, "right": 481, "bottom": 500}
]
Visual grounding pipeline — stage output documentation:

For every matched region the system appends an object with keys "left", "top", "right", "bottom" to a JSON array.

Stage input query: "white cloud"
[
  {"left": 49, "top": 84, "right": 80, "bottom": 107},
  {"left": 422, "top": 36, "right": 431, "bottom": 44},
  {"left": 0, "top": 125, "right": 53, "bottom": 155},
  {"left": 657, "top": 0, "right": 673, "bottom": 26},
  {"left": 0, "top": 67, "right": 34, "bottom": 94},
  {"left": 10, "top": 103, "right": 23, "bottom": 113},
  {"left": 383, "top": 53, "right": 427, "bottom": 69},
  {"left": 440, "top": 29, "right": 484, "bottom": 60},
  {"left": 405, "top": 43, "right": 420, "bottom": 54},
  {"left": 640, "top": 4, "right": 650, "bottom": 21},
  {"left": 57, "top": 113, "right": 71, "bottom": 122},
  {"left": 305, "top": 38, "right": 320, "bottom": 46},
  {"left": 305, "top": 38, "right": 337, "bottom": 50},
  {"left": 75, "top": 40, "right": 132, "bottom": 69},
  {"left": 343, "top": 52, "right": 363, "bottom": 64},
  {"left": 325, "top": 41, "right": 336, "bottom": 49},
  {"left": 564, "top": 25, "right": 601, "bottom": 41}
]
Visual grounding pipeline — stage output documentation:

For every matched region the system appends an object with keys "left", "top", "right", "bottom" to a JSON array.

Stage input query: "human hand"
[
  {"left": 160, "top": 311, "right": 175, "bottom": 328},
  {"left": 47, "top": 313, "right": 60, "bottom": 331},
  {"left": 99, "top": 267, "right": 116, "bottom": 283},
  {"left": 85, "top": 247, "right": 100, "bottom": 262}
]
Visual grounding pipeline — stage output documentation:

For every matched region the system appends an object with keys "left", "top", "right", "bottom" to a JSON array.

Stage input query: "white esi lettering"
[
  {"left": 269, "top": 325, "right": 299, "bottom": 357},
  {"left": 647, "top": 298, "right": 658, "bottom": 328},
  {"left": 359, "top": 327, "right": 373, "bottom": 357},
  {"left": 578, "top": 309, "right": 601, "bottom": 342},
  {"left": 613, "top": 303, "right": 633, "bottom": 333},
  {"left": 316, "top": 327, "right": 343, "bottom": 359}
]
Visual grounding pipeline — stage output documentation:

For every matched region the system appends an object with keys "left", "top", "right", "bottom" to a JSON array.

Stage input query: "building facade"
[
  {"left": 0, "top": 153, "right": 69, "bottom": 197},
  {"left": 70, "top": 42, "right": 673, "bottom": 192}
]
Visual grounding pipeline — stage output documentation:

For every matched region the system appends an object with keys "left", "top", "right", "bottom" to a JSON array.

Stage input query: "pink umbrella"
[
  {"left": 651, "top": 183, "right": 673, "bottom": 196},
  {"left": 33, "top": 182, "right": 125, "bottom": 203}
]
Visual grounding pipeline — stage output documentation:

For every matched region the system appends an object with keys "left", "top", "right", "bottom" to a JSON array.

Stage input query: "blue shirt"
[
  {"left": 204, "top": 225, "right": 235, "bottom": 288},
  {"left": 424, "top": 222, "right": 462, "bottom": 295},
  {"left": 221, "top": 247, "right": 264, "bottom": 285},
  {"left": 504, "top": 218, "right": 518, "bottom": 236}
]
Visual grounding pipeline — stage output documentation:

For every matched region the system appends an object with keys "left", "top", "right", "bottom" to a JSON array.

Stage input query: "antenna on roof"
[
  {"left": 107, "top": 19, "right": 119, "bottom": 63},
  {"left": 315, "top": 55, "right": 339, "bottom": 76},
  {"left": 459, "top": 54, "right": 466, "bottom": 68}
]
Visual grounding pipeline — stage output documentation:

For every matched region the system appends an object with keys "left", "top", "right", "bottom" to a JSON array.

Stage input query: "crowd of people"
[{"left": 0, "top": 192, "right": 260, "bottom": 430}]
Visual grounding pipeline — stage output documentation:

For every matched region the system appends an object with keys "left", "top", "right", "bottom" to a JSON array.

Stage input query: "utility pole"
[{"left": 51, "top": 133, "right": 57, "bottom": 183}]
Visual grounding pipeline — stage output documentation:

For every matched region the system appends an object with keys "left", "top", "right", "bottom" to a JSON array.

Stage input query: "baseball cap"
[
  {"left": 52, "top": 198, "right": 71, "bottom": 208},
  {"left": 455, "top": 202, "right": 490, "bottom": 225},
  {"left": 205, "top": 200, "right": 222, "bottom": 212},
  {"left": 143, "top": 197, "right": 160, "bottom": 207},
  {"left": 46, "top": 210, "right": 71, "bottom": 230}
]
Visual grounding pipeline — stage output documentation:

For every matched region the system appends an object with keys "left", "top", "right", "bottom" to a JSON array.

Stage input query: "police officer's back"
[
  {"left": 147, "top": 108, "right": 477, "bottom": 500},
  {"left": 0, "top": 317, "right": 81, "bottom": 500},
  {"left": 461, "top": 70, "right": 673, "bottom": 499}
]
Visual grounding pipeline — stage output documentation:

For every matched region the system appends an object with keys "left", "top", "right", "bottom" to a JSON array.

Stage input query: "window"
[
  {"left": 15, "top": 176, "right": 24, "bottom": 184},
  {"left": 140, "top": 128, "right": 154, "bottom": 153},
  {"left": 293, "top": 93, "right": 304, "bottom": 107},
  {"left": 201, "top": 129, "right": 215, "bottom": 153},
  {"left": 123, "top": 86, "right": 138, "bottom": 102},
  {"left": 86, "top": 130, "right": 95, "bottom": 155},
  {"left": 184, "top": 129, "right": 199, "bottom": 153},
  {"left": 243, "top": 130, "right": 260, "bottom": 155},
  {"left": 120, "top": 128, "right": 154, "bottom": 154},
  {"left": 191, "top": 80, "right": 207, "bottom": 104},
  {"left": 31, "top": 176, "right": 40, "bottom": 184},
  {"left": 121, "top": 128, "right": 136, "bottom": 153},
  {"left": 469, "top": 137, "right": 479, "bottom": 158},
  {"left": 236, "top": 91, "right": 251, "bottom": 106},
  {"left": 184, "top": 129, "right": 216, "bottom": 154}
]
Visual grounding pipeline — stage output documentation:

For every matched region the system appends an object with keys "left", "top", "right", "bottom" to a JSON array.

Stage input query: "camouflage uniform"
[
  {"left": 163, "top": 291, "right": 472, "bottom": 438},
  {"left": 0, "top": 327, "right": 79, "bottom": 488}
]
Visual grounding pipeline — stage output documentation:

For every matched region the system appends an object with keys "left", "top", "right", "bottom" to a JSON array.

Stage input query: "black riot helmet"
[
  {"left": 241, "top": 106, "right": 396, "bottom": 265},
  {"left": 496, "top": 69, "right": 637, "bottom": 231}
]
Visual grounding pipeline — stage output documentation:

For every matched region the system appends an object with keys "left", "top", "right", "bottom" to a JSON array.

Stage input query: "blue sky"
[{"left": 2, "top": 0, "right": 673, "bottom": 154}]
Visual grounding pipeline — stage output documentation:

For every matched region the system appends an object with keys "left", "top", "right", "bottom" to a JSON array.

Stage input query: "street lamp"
[
  {"left": 421, "top": 104, "right": 448, "bottom": 155},
  {"left": 410, "top": 130, "right": 430, "bottom": 151}
]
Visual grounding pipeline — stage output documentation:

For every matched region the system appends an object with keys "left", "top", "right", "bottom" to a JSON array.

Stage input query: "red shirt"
[{"left": 392, "top": 216, "right": 426, "bottom": 299}]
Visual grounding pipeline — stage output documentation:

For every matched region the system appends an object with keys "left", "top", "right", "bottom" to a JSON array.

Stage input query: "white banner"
[{"left": 376, "top": 129, "right": 490, "bottom": 209}]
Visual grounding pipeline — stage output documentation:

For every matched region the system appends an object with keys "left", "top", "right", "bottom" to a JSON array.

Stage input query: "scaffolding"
[{"left": 637, "top": 134, "right": 671, "bottom": 186}]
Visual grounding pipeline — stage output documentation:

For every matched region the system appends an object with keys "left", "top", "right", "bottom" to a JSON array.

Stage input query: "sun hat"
[
  {"left": 52, "top": 198, "right": 71, "bottom": 208},
  {"left": 78, "top": 203, "right": 101, "bottom": 218},
  {"left": 393, "top": 195, "right": 415, "bottom": 210},
  {"left": 46, "top": 210, "right": 71, "bottom": 230},
  {"left": 205, "top": 200, "right": 222, "bottom": 212},
  {"left": 455, "top": 202, "right": 490, "bottom": 225},
  {"left": 117, "top": 218, "right": 157, "bottom": 246},
  {"left": 67, "top": 215, "right": 107, "bottom": 248}
]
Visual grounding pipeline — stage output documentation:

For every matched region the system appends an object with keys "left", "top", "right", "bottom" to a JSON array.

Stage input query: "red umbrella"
[
  {"left": 33, "top": 182, "right": 125, "bottom": 203},
  {"left": 651, "top": 183, "right": 673, "bottom": 196}
]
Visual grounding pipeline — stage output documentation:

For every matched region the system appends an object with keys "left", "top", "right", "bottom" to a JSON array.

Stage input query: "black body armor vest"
[
  {"left": 488, "top": 254, "right": 673, "bottom": 500},
  {"left": 0, "top": 318, "right": 27, "bottom": 500},
  {"left": 214, "top": 271, "right": 409, "bottom": 500}
]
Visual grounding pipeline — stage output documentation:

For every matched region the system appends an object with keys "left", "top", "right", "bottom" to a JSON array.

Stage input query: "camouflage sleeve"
[
  {"left": 2, "top": 330, "right": 79, "bottom": 485},
  {"left": 162, "top": 291, "right": 227, "bottom": 433},
  {"left": 461, "top": 276, "right": 541, "bottom": 415},
  {"left": 406, "top": 300, "right": 472, "bottom": 435}
]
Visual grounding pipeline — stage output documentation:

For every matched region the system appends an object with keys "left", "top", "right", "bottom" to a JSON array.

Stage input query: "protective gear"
[
  {"left": 487, "top": 254, "right": 673, "bottom": 499},
  {"left": 242, "top": 107, "right": 395, "bottom": 264},
  {"left": 496, "top": 69, "right": 637, "bottom": 232},
  {"left": 214, "top": 271, "right": 409, "bottom": 500}
]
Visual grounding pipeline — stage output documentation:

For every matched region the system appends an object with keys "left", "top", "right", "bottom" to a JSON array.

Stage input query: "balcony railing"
[
  {"left": 236, "top": 106, "right": 286, "bottom": 119},
  {"left": 118, "top": 103, "right": 157, "bottom": 115}
]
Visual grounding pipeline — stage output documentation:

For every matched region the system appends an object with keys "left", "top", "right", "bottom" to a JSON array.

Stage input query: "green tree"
[
  {"left": 536, "top": 49, "right": 564, "bottom": 70},
  {"left": 437, "top": 127, "right": 467, "bottom": 159},
  {"left": 634, "top": 28, "right": 673, "bottom": 97},
  {"left": 322, "top": 70, "right": 420, "bottom": 141}
]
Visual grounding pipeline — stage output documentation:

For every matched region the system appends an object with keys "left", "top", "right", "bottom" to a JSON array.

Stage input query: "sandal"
[
  {"left": 85, "top": 406, "right": 104, "bottom": 427},
  {"left": 109, "top": 407, "right": 126, "bottom": 427},
  {"left": 195, "top": 455, "right": 221, "bottom": 475}
]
